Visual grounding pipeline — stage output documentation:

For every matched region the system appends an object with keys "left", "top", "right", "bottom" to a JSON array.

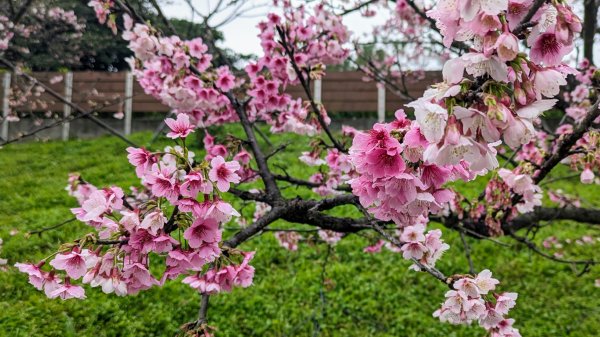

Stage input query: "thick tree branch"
[
  {"left": 440, "top": 206, "right": 600, "bottom": 238},
  {"left": 223, "top": 207, "right": 286, "bottom": 248},
  {"left": 226, "top": 93, "right": 281, "bottom": 199},
  {"left": 583, "top": 0, "right": 599, "bottom": 64}
]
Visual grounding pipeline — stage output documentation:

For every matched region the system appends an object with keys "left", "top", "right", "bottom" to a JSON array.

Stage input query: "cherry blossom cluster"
[
  {"left": 256, "top": 3, "right": 349, "bottom": 84},
  {"left": 300, "top": 133, "right": 356, "bottom": 196},
  {"left": 348, "top": 110, "right": 465, "bottom": 268},
  {"left": 468, "top": 167, "right": 543, "bottom": 236},
  {"left": 1, "top": 5, "right": 83, "bottom": 52},
  {"left": 90, "top": 1, "right": 351, "bottom": 138},
  {"left": 511, "top": 60, "right": 600, "bottom": 185},
  {"left": 87, "top": 1, "right": 116, "bottom": 34},
  {"left": 349, "top": 110, "right": 464, "bottom": 228},
  {"left": 559, "top": 61, "right": 600, "bottom": 184},
  {"left": 16, "top": 118, "right": 256, "bottom": 299},
  {"left": 0, "top": 15, "right": 14, "bottom": 51},
  {"left": 243, "top": 3, "right": 350, "bottom": 135},
  {"left": 435, "top": 270, "right": 521, "bottom": 337},
  {"left": 397, "top": 223, "right": 450, "bottom": 270},
  {"left": 119, "top": 16, "right": 239, "bottom": 127},
  {"left": 410, "top": 1, "right": 581, "bottom": 174},
  {"left": 0, "top": 6, "right": 85, "bottom": 124}
]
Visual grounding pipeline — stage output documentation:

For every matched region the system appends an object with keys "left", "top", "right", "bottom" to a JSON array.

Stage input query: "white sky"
[
  {"left": 160, "top": 0, "right": 390, "bottom": 57},
  {"left": 160, "top": 0, "right": 599, "bottom": 65}
]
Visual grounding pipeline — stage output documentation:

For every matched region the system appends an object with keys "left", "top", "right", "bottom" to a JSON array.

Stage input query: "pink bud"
[
  {"left": 495, "top": 32, "right": 519, "bottom": 62},
  {"left": 514, "top": 84, "right": 527, "bottom": 105},
  {"left": 445, "top": 116, "right": 460, "bottom": 145},
  {"left": 580, "top": 166, "right": 595, "bottom": 184}
]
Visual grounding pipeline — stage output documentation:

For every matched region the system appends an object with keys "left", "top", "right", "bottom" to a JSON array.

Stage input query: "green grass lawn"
[{"left": 1, "top": 127, "right": 599, "bottom": 337}]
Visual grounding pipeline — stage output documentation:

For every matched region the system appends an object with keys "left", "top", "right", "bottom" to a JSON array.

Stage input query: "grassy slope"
[{"left": 0, "top": 128, "right": 599, "bottom": 337}]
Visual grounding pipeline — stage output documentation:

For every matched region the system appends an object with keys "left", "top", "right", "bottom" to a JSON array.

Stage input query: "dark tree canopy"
[{"left": 1, "top": 0, "right": 239, "bottom": 71}]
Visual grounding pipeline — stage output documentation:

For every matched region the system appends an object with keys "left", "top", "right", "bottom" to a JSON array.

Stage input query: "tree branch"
[
  {"left": 534, "top": 96, "right": 600, "bottom": 184},
  {"left": 512, "top": 0, "right": 547, "bottom": 36},
  {"left": 0, "top": 57, "right": 138, "bottom": 147},
  {"left": 275, "top": 26, "right": 346, "bottom": 153}
]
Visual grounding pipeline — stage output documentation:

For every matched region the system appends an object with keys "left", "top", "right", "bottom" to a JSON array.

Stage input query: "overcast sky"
[
  {"left": 161, "top": 0, "right": 390, "bottom": 57},
  {"left": 160, "top": 0, "right": 599, "bottom": 65}
]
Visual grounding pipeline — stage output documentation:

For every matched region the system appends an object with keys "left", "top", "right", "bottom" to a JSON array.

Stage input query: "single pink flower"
[
  {"left": 126, "top": 147, "right": 155, "bottom": 177},
  {"left": 180, "top": 171, "right": 212, "bottom": 197},
  {"left": 495, "top": 292, "right": 518, "bottom": 315},
  {"left": 208, "top": 156, "right": 241, "bottom": 192},
  {"left": 48, "top": 280, "right": 86, "bottom": 300},
  {"left": 530, "top": 33, "right": 571, "bottom": 66},
  {"left": 165, "top": 114, "right": 195, "bottom": 139},
  {"left": 215, "top": 66, "right": 236, "bottom": 92},
  {"left": 146, "top": 164, "right": 179, "bottom": 202},
  {"left": 184, "top": 218, "right": 221, "bottom": 248},
  {"left": 187, "top": 37, "right": 208, "bottom": 58},
  {"left": 15, "top": 262, "right": 45, "bottom": 290},
  {"left": 401, "top": 242, "right": 427, "bottom": 260},
  {"left": 72, "top": 190, "right": 109, "bottom": 223},
  {"left": 474, "top": 269, "right": 499, "bottom": 295},
  {"left": 495, "top": 31, "right": 519, "bottom": 62},
  {"left": 233, "top": 251, "right": 255, "bottom": 288},
  {"left": 363, "top": 148, "right": 406, "bottom": 179},
  {"left": 50, "top": 248, "right": 97, "bottom": 280},
  {"left": 139, "top": 210, "right": 167, "bottom": 235},
  {"left": 533, "top": 68, "right": 567, "bottom": 99}
]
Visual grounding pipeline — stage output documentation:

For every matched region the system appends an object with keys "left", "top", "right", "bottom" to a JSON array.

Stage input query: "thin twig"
[
  {"left": 28, "top": 217, "right": 76, "bottom": 236},
  {"left": 459, "top": 228, "right": 475, "bottom": 274},
  {"left": 509, "top": 232, "right": 597, "bottom": 266}
]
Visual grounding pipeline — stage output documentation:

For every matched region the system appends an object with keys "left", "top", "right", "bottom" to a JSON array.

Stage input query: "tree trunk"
[{"left": 583, "top": 0, "right": 599, "bottom": 64}]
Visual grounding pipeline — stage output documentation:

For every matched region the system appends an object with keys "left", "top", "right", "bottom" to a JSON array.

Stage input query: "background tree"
[{"left": 2, "top": 1, "right": 600, "bottom": 337}]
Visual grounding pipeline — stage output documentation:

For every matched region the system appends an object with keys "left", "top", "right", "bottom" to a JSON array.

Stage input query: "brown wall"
[{"left": 8, "top": 71, "right": 442, "bottom": 114}]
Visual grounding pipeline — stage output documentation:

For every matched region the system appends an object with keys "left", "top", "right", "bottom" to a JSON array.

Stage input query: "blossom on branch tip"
[
  {"left": 165, "top": 114, "right": 195, "bottom": 139},
  {"left": 208, "top": 156, "right": 241, "bottom": 192}
]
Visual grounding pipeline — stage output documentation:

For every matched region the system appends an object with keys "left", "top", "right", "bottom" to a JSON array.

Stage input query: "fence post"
[
  {"left": 313, "top": 78, "right": 322, "bottom": 104},
  {"left": 61, "top": 72, "right": 73, "bottom": 141},
  {"left": 377, "top": 83, "right": 386, "bottom": 123},
  {"left": 1, "top": 72, "right": 11, "bottom": 141},
  {"left": 124, "top": 71, "right": 133, "bottom": 135}
]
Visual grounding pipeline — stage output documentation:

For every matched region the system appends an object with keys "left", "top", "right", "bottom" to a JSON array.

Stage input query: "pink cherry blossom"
[
  {"left": 50, "top": 248, "right": 98, "bottom": 280},
  {"left": 126, "top": 147, "right": 156, "bottom": 177},
  {"left": 495, "top": 31, "right": 519, "bottom": 62},
  {"left": 208, "top": 156, "right": 241, "bottom": 192},
  {"left": 139, "top": 210, "right": 167, "bottom": 235},
  {"left": 72, "top": 189, "right": 110, "bottom": 223},
  {"left": 530, "top": 33, "right": 571, "bottom": 66},
  {"left": 14, "top": 262, "right": 45, "bottom": 290},
  {"left": 48, "top": 280, "right": 86, "bottom": 300},
  {"left": 495, "top": 292, "right": 518, "bottom": 315},
  {"left": 184, "top": 218, "right": 221, "bottom": 249},
  {"left": 165, "top": 113, "right": 195, "bottom": 139},
  {"left": 580, "top": 166, "right": 594, "bottom": 184}
]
